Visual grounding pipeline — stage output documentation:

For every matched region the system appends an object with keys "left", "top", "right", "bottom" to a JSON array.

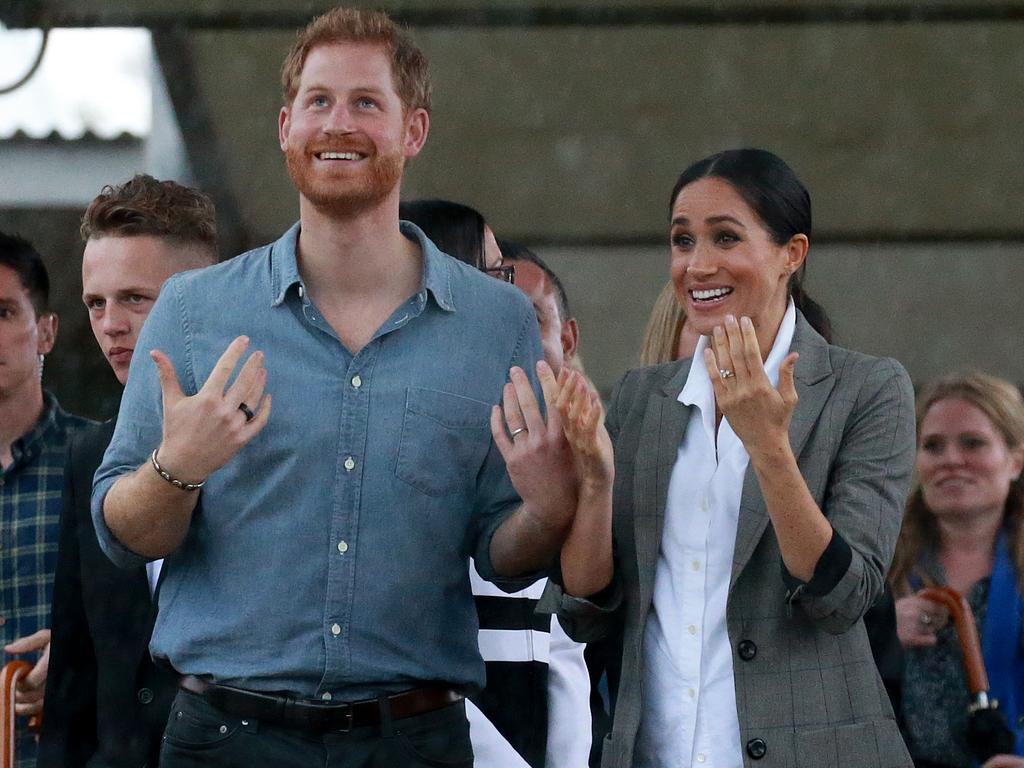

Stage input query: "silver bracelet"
[{"left": 150, "top": 449, "right": 205, "bottom": 492}]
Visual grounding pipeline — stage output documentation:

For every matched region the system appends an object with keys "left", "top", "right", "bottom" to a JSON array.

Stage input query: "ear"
[
  {"left": 1010, "top": 444, "right": 1024, "bottom": 480},
  {"left": 784, "top": 233, "right": 809, "bottom": 276},
  {"left": 278, "top": 105, "right": 291, "bottom": 151},
  {"left": 36, "top": 312, "right": 58, "bottom": 355},
  {"left": 402, "top": 108, "right": 430, "bottom": 159},
  {"left": 560, "top": 317, "right": 579, "bottom": 361}
]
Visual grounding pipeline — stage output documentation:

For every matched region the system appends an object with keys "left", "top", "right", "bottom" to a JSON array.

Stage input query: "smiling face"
[
  {"left": 917, "top": 397, "right": 1024, "bottom": 523},
  {"left": 669, "top": 177, "right": 805, "bottom": 347},
  {"left": 82, "top": 236, "right": 203, "bottom": 385},
  {"left": 0, "top": 264, "right": 54, "bottom": 402},
  {"left": 279, "top": 42, "right": 428, "bottom": 218}
]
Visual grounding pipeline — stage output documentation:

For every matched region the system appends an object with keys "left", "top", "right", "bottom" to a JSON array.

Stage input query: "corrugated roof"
[{"left": 0, "top": 26, "right": 152, "bottom": 141}]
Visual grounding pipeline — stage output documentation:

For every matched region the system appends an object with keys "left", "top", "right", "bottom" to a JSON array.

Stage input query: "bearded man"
[{"left": 90, "top": 8, "right": 578, "bottom": 767}]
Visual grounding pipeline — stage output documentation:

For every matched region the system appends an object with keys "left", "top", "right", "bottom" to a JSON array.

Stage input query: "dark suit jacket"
[{"left": 38, "top": 420, "right": 177, "bottom": 768}]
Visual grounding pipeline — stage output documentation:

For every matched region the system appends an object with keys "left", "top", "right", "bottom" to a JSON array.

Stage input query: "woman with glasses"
[
  {"left": 543, "top": 149, "right": 916, "bottom": 768},
  {"left": 400, "top": 198, "right": 593, "bottom": 768}
]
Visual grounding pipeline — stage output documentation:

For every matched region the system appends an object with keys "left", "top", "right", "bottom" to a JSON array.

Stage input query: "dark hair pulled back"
[
  {"left": 399, "top": 199, "right": 487, "bottom": 270},
  {"left": 669, "top": 148, "right": 832, "bottom": 342}
]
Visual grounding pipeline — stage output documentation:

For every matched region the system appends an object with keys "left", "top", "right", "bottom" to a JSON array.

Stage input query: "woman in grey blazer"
[{"left": 545, "top": 149, "right": 916, "bottom": 768}]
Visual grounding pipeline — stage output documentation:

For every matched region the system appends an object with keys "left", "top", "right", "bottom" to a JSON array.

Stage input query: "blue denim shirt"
[{"left": 91, "top": 221, "right": 544, "bottom": 700}]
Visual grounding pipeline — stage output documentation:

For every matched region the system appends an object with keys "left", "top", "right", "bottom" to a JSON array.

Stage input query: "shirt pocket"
[{"left": 395, "top": 387, "right": 493, "bottom": 498}]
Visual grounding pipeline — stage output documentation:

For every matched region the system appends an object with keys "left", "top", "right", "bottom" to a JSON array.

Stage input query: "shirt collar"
[
  {"left": 10, "top": 391, "right": 61, "bottom": 467},
  {"left": 679, "top": 299, "right": 797, "bottom": 412},
  {"left": 269, "top": 220, "right": 455, "bottom": 313}
]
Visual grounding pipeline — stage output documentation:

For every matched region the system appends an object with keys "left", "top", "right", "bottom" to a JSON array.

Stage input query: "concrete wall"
[
  {"left": 4, "top": 2, "right": 1023, "bottom": 411},
  {"left": 182, "top": 21, "right": 1024, "bottom": 245}
]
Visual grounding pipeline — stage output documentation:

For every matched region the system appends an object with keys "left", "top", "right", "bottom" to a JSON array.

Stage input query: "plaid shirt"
[{"left": 1, "top": 392, "right": 91, "bottom": 767}]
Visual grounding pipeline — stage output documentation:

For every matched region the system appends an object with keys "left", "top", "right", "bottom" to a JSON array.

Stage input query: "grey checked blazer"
[{"left": 545, "top": 313, "right": 916, "bottom": 768}]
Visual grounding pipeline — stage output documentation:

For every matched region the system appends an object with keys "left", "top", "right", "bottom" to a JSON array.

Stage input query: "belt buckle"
[{"left": 334, "top": 705, "right": 354, "bottom": 733}]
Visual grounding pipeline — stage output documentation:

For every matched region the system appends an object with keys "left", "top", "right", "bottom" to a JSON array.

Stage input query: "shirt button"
[
  {"left": 344, "top": 457, "right": 355, "bottom": 471},
  {"left": 688, "top": 687, "right": 696, "bottom": 699},
  {"left": 688, "top": 625, "right": 697, "bottom": 635},
  {"left": 351, "top": 375, "right": 362, "bottom": 389},
  {"left": 137, "top": 687, "right": 154, "bottom": 705},
  {"left": 692, "top": 560, "right": 701, "bottom": 571},
  {"left": 331, "top": 623, "right": 342, "bottom": 636},
  {"left": 337, "top": 540, "right": 348, "bottom": 554},
  {"left": 696, "top": 754, "right": 706, "bottom": 763},
  {"left": 700, "top": 498, "right": 708, "bottom": 512},
  {"left": 298, "top": 285, "right": 305, "bottom": 298},
  {"left": 322, "top": 692, "right": 333, "bottom": 701}
]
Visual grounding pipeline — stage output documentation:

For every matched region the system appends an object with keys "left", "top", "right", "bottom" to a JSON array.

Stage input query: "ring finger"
[
  {"left": 502, "top": 382, "right": 528, "bottom": 441},
  {"left": 238, "top": 367, "right": 267, "bottom": 422},
  {"left": 712, "top": 326, "right": 736, "bottom": 384}
]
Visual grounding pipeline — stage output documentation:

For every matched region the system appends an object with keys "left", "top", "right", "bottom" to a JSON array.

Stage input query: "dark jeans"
[{"left": 159, "top": 689, "right": 474, "bottom": 767}]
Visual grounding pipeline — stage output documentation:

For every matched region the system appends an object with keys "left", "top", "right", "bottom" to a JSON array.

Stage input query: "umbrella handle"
[
  {"left": 919, "top": 586, "right": 990, "bottom": 699},
  {"left": 1, "top": 660, "right": 32, "bottom": 768}
]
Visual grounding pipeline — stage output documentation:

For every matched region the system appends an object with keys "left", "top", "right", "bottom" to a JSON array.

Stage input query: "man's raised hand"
[
  {"left": 490, "top": 360, "right": 578, "bottom": 532},
  {"left": 151, "top": 336, "right": 271, "bottom": 485}
]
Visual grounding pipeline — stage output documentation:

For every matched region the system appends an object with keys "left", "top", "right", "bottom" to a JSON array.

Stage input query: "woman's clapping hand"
[{"left": 555, "top": 368, "right": 614, "bottom": 490}]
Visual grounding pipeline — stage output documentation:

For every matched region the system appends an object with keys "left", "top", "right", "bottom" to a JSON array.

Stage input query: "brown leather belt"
[{"left": 179, "top": 675, "right": 463, "bottom": 733}]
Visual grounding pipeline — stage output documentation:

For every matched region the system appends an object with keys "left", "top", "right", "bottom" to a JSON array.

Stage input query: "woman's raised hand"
[
  {"left": 555, "top": 368, "right": 614, "bottom": 489},
  {"left": 895, "top": 592, "right": 949, "bottom": 648},
  {"left": 703, "top": 314, "right": 799, "bottom": 458}
]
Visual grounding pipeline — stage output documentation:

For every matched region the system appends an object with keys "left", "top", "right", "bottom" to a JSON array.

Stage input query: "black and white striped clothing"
[{"left": 469, "top": 565, "right": 591, "bottom": 767}]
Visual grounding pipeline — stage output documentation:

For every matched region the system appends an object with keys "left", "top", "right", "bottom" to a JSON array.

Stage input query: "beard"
[{"left": 285, "top": 138, "right": 404, "bottom": 218}]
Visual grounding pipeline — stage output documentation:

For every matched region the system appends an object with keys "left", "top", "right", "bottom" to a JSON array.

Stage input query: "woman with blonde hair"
[
  {"left": 890, "top": 372, "right": 1024, "bottom": 768},
  {"left": 638, "top": 282, "right": 697, "bottom": 365}
]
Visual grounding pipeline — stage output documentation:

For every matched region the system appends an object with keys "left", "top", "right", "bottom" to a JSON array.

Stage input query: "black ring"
[{"left": 238, "top": 402, "right": 255, "bottom": 423}]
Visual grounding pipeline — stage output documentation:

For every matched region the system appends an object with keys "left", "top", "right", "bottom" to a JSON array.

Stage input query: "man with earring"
[{"left": 0, "top": 231, "right": 91, "bottom": 768}]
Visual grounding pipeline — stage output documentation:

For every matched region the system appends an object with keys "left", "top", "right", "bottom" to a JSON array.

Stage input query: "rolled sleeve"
[
  {"left": 473, "top": 303, "right": 550, "bottom": 592},
  {"left": 781, "top": 527, "right": 853, "bottom": 597},
  {"left": 91, "top": 277, "right": 193, "bottom": 569},
  {"left": 539, "top": 575, "right": 623, "bottom": 644},
  {"left": 786, "top": 358, "right": 916, "bottom": 633}
]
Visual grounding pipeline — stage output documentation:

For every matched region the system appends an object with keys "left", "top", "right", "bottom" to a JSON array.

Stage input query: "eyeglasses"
[{"left": 482, "top": 264, "right": 516, "bottom": 285}]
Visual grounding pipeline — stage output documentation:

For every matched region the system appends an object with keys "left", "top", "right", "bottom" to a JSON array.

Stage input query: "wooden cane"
[
  {"left": 919, "top": 586, "right": 990, "bottom": 699},
  {"left": 1, "top": 660, "right": 31, "bottom": 768}
]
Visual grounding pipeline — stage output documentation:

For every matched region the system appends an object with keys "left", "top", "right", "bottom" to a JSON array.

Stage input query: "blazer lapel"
[
  {"left": 730, "top": 314, "right": 837, "bottom": 588},
  {"left": 633, "top": 363, "right": 690, "bottom": 606}
]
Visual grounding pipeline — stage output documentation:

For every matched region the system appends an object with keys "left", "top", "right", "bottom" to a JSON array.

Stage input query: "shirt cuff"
[
  {"left": 90, "top": 475, "right": 152, "bottom": 570},
  {"left": 781, "top": 528, "right": 853, "bottom": 597},
  {"left": 473, "top": 503, "right": 550, "bottom": 593}
]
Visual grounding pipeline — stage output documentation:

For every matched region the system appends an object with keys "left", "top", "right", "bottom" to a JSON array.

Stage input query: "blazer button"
[
  {"left": 738, "top": 639, "right": 757, "bottom": 661},
  {"left": 137, "top": 688, "right": 155, "bottom": 705},
  {"left": 746, "top": 738, "right": 767, "bottom": 760}
]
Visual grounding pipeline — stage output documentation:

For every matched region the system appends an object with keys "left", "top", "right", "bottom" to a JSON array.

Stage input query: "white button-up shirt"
[{"left": 636, "top": 303, "right": 796, "bottom": 768}]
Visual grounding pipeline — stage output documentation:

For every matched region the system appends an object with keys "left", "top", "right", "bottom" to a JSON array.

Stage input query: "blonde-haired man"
[{"left": 91, "top": 8, "right": 577, "bottom": 767}]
